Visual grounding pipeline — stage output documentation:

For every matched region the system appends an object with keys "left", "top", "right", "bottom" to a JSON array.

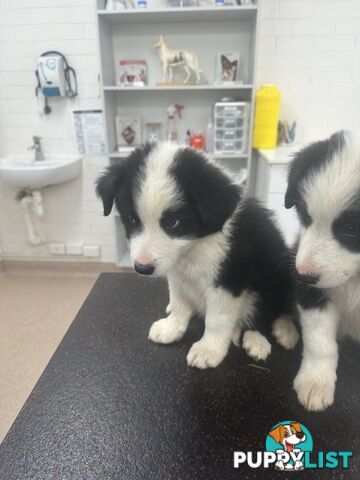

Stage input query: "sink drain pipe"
[{"left": 16, "top": 189, "right": 46, "bottom": 245}]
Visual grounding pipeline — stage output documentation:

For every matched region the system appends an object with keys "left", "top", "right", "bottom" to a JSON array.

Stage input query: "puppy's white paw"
[
  {"left": 272, "top": 316, "right": 299, "bottom": 350},
  {"left": 294, "top": 367, "right": 335, "bottom": 411},
  {"left": 242, "top": 330, "right": 271, "bottom": 361},
  {"left": 148, "top": 318, "right": 185, "bottom": 344},
  {"left": 187, "top": 339, "right": 227, "bottom": 369},
  {"left": 165, "top": 303, "right": 171, "bottom": 315}
]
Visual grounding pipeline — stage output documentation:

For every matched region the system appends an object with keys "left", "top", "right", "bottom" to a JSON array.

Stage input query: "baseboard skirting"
[{"left": 0, "top": 259, "right": 131, "bottom": 277}]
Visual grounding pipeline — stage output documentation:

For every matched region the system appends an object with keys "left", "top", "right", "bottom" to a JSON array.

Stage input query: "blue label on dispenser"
[{"left": 42, "top": 87, "right": 61, "bottom": 97}]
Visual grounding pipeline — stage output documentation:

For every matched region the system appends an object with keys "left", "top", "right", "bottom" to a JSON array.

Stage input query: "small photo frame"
[
  {"left": 215, "top": 52, "right": 240, "bottom": 84},
  {"left": 145, "top": 122, "right": 162, "bottom": 144},
  {"left": 118, "top": 60, "right": 147, "bottom": 87},
  {"left": 115, "top": 116, "right": 142, "bottom": 149}
]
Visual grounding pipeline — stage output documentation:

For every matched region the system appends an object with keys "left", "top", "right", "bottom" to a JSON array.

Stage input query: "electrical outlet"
[
  {"left": 66, "top": 243, "right": 83, "bottom": 256},
  {"left": 49, "top": 243, "right": 66, "bottom": 255},
  {"left": 82, "top": 244, "right": 100, "bottom": 258}
]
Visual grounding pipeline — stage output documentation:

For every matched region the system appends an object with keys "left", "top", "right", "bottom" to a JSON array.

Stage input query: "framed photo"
[
  {"left": 118, "top": 60, "right": 147, "bottom": 87},
  {"left": 215, "top": 52, "right": 240, "bottom": 84},
  {"left": 145, "top": 122, "right": 162, "bottom": 144},
  {"left": 115, "top": 116, "right": 142, "bottom": 149}
]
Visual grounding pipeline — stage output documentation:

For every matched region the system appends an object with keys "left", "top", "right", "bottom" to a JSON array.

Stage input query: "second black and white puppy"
[
  {"left": 97, "top": 142, "right": 298, "bottom": 368},
  {"left": 285, "top": 130, "right": 360, "bottom": 411}
]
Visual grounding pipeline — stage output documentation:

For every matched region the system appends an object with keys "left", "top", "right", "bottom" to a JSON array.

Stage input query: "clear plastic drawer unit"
[{"left": 214, "top": 101, "right": 249, "bottom": 155}]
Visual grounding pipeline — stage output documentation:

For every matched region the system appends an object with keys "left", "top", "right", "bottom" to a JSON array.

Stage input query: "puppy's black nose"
[
  {"left": 296, "top": 272, "right": 319, "bottom": 285},
  {"left": 134, "top": 262, "right": 155, "bottom": 276}
]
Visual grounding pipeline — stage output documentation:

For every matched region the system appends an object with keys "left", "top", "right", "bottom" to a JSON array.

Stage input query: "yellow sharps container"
[{"left": 252, "top": 85, "right": 281, "bottom": 149}]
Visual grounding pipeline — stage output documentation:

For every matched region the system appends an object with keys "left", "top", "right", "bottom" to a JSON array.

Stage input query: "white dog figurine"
[{"left": 153, "top": 35, "right": 202, "bottom": 84}]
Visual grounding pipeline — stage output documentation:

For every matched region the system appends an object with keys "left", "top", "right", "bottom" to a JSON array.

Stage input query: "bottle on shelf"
[
  {"left": 137, "top": 0, "right": 147, "bottom": 7},
  {"left": 166, "top": 104, "right": 183, "bottom": 143}
]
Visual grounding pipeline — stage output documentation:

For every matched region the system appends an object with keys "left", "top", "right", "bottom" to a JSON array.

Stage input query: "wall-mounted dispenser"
[{"left": 35, "top": 51, "right": 78, "bottom": 115}]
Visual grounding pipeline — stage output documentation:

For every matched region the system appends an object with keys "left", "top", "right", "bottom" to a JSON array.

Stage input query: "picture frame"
[
  {"left": 115, "top": 116, "right": 142, "bottom": 149},
  {"left": 145, "top": 122, "right": 162, "bottom": 144},
  {"left": 118, "top": 60, "right": 147, "bottom": 87},
  {"left": 215, "top": 52, "right": 240, "bottom": 84}
]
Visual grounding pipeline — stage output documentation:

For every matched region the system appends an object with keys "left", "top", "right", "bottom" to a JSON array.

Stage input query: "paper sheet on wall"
[{"left": 73, "top": 110, "right": 106, "bottom": 155}]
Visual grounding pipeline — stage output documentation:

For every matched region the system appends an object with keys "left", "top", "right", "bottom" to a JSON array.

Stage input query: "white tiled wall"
[
  {"left": 0, "top": 0, "right": 359, "bottom": 262},
  {"left": 0, "top": 0, "right": 116, "bottom": 262},
  {"left": 258, "top": 0, "right": 360, "bottom": 143}
]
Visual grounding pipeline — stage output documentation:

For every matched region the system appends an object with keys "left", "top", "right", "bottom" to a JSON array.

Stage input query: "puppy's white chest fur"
[
  {"left": 172, "top": 269, "right": 207, "bottom": 314},
  {"left": 169, "top": 229, "right": 230, "bottom": 313},
  {"left": 331, "top": 278, "right": 360, "bottom": 341},
  {"left": 170, "top": 243, "right": 220, "bottom": 314}
]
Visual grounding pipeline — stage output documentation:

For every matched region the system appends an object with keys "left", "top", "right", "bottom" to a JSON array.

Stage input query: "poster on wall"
[{"left": 73, "top": 110, "right": 106, "bottom": 155}]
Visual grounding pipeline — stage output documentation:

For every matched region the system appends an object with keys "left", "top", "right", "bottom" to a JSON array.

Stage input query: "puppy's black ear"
[
  {"left": 173, "top": 149, "right": 240, "bottom": 234},
  {"left": 285, "top": 132, "right": 347, "bottom": 209},
  {"left": 96, "top": 164, "right": 126, "bottom": 216},
  {"left": 285, "top": 150, "right": 304, "bottom": 209},
  {"left": 284, "top": 183, "right": 297, "bottom": 209},
  {"left": 196, "top": 173, "right": 240, "bottom": 233}
]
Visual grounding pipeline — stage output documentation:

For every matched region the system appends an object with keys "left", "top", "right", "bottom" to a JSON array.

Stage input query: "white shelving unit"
[{"left": 95, "top": 1, "right": 260, "bottom": 266}]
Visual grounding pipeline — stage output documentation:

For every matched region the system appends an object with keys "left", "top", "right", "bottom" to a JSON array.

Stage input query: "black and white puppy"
[
  {"left": 285, "top": 130, "right": 360, "bottom": 411},
  {"left": 97, "top": 142, "right": 298, "bottom": 368}
]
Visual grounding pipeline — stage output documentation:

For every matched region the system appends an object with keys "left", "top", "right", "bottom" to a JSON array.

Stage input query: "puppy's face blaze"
[
  {"left": 96, "top": 143, "right": 239, "bottom": 276},
  {"left": 285, "top": 131, "right": 360, "bottom": 289}
]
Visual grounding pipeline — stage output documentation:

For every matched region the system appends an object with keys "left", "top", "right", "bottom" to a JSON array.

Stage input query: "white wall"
[
  {"left": 0, "top": 0, "right": 116, "bottom": 262},
  {"left": 0, "top": 0, "right": 359, "bottom": 262},
  {"left": 258, "top": 0, "right": 360, "bottom": 143}
]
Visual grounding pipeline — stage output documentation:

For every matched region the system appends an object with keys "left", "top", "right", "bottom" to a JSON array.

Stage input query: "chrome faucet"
[{"left": 28, "top": 136, "right": 45, "bottom": 161}]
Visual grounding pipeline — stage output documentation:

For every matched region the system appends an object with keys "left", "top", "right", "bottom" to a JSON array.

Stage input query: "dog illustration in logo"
[{"left": 269, "top": 422, "right": 307, "bottom": 471}]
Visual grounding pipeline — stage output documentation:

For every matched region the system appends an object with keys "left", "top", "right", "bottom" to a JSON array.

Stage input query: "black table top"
[{"left": 1, "top": 272, "right": 359, "bottom": 479}]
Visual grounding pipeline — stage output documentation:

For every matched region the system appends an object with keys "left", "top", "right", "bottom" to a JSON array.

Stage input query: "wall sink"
[{"left": 0, "top": 155, "right": 82, "bottom": 190}]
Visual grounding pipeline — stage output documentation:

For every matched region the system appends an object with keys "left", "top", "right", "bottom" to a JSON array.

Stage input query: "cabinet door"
[{"left": 269, "top": 164, "right": 289, "bottom": 193}]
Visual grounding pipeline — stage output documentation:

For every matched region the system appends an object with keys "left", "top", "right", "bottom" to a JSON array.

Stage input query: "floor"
[{"left": 0, "top": 264, "right": 102, "bottom": 443}]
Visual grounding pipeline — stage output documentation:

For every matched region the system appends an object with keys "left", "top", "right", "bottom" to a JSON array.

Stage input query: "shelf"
[
  {"left": 97, "top": 6, "right": 258, "bottom": 25},
  {"left": 109, "top": 150, "right": 249, "bottom": 159},
  {"left": 97, "top": 1, "right": 259, "bottom": 266},
  {"left": 215, "top": 152, "right": 249, "bottom": 159},
  {"left": 103, "top": 84, "right": 253, "bottom": 92}
]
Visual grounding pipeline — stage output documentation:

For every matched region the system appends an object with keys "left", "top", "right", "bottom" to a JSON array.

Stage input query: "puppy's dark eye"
[
  {"left": 284, "top": 431, "right": 289, "bottom": 437},
  {"left": 129, "top": 214, "right": 138, "bottom": 226},
  {"left": 162, "top": 213, "right": 179, "bottom": 229},
  {"left": 344, "top": 223, "right": 360, "bottom": 236}
]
